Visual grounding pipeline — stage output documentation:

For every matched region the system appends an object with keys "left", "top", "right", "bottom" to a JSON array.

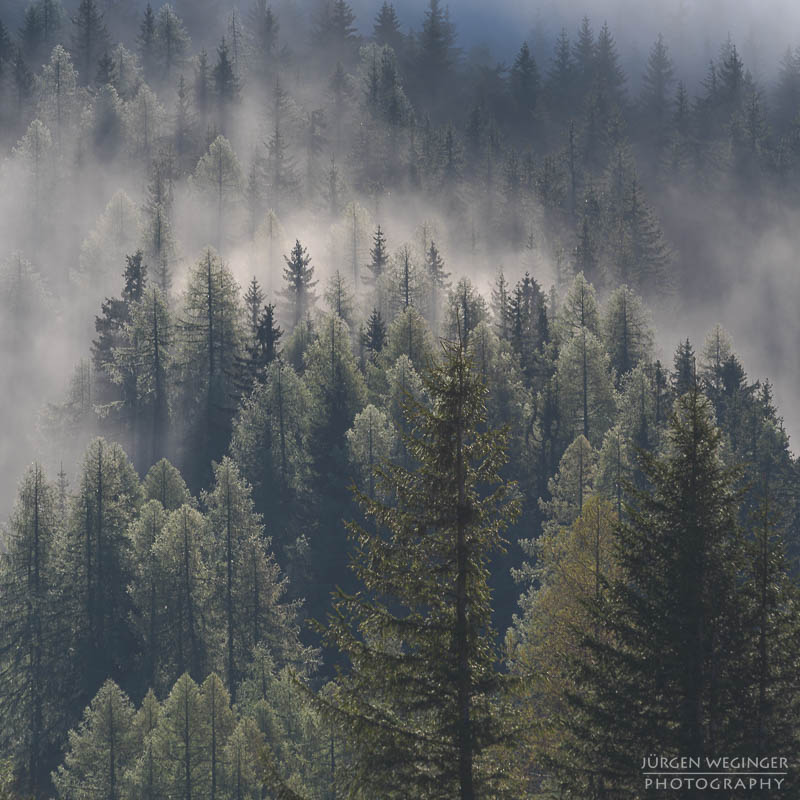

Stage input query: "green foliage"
[{"left": 319, "top": 341, "right": 520, "bottom": 798}]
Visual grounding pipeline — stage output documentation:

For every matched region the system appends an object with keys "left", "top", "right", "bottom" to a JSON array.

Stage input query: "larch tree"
[
  {"left": 193, "top": 135, "right": 242, "bottom": 251},
  {"left": 600, "top": 285, "right": 654, "bottom": 382},
  {"left": 177, "top": 248, "right": 242, "bottom": 485},
  {"left": 204, "top": 457, "right": 299, "bottom": 702},
  {"left": 152, "top": 504, "right": 214, "bottom": 686},
  {"left": 142, "top": 458, "right": 191, "bottom": 511},
  {"left": 127, "top": 499, "right": 169, "bottom": 693},
  {"left": 230, "top": 360, "right": 312, "bottom": 541},
  {"left": 58, "top": 439, "right": 141, "bottom": 713},
  {"left": 345, "top": 404, "right": 395, "bottom": 499},
  {"left": 52, "top": 680, "right": 136, "bottom": 800},
  {"left": 0, "top": 465, "right": 62, "bottom": 798}
]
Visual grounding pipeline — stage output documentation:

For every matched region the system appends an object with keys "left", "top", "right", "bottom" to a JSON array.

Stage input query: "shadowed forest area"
[{"left": 1, "top": 0, "right": 800, "bottom": 797}]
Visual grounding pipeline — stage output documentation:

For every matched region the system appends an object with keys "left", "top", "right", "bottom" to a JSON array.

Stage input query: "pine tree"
[
  {"left": 173, "top": 73, "right": 196, "bottom": 168},
  {"left": 556, "top": 326, "right": 616, "bottom": 445},
  {"left": 194, "top": 49, "right": 212, "bottom": 132},
  {"left": 281, "top": 239, "right": 317, "bottom": 330},
  {"left": 95, "top": 50, "right": 114, "bottom": 85},
  {"left": 149, "top": 673, "right": 205, "bottom": 798},
  {"left": 346, "top": 404, "right": 394, "bottom": 499},
  {"left": 546, "top": 28, "right": 574, "bottom": 118},
  {"left": 70, "top": 0, "right": 108, "bottom": 85},
  {"left": 572, "top": 15, "right": 595, "bottom": 101},
  {"left": 121, "top": 286, "right": 172, "bottom": 465},
  {"left": 12, "top": 46, "right": 35, "bottom": 121},
  {"left": 671, "top": 338, "right": 696, "bottom": 396},
  {"left": 539, "top": 434, "right": 596, "bottom": 533},
  {"left": 128, "top": 499, "right": 168, "bottom": 691},
  {"left": 594, "top": 21, "right": 626, "bottom": 106},
  {"left": 141, "top": 156, "right": 176, "bottom": 292},
  {"left": 415, "top": 0, "right": 456, "bottom": 112},
  {"left": 319, "top": 340, "right": 520, "bottom": 799},
  {"left": 198, "top": 673, "right": 236, "bottom": 798},
  {"left": 490, "top": 269, "right": 511, "bottom": 341}
]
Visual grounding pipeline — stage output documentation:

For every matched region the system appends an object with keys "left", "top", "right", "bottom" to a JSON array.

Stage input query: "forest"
[{"left": 0, "top": 0, "right": 799, "bottom": 797}]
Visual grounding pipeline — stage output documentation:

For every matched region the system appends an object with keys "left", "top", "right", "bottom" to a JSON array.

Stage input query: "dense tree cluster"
[{"left": 1, "top": 1, "right": 800, "bottom": 798}]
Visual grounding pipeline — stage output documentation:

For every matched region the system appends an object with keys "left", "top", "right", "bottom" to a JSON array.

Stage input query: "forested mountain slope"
[{"left": 1, "top": 1, "right": 799, "bottom": 797}]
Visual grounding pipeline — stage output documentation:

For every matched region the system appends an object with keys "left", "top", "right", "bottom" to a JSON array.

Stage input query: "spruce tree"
[
  {"left": 281, "top": 239, "right": 317, "bottom": 330},
  {"left": 563, "top": 389, "right": 754, "bottom": 795},
  {"left": 362, "top": 307, "right": 387, "bottom": 362},
  {"left": 319, "top": 340, "right": 520, "bottom": 799},
  {"left": 373, "top": 2, "right": 403, "bottom": 52},
  {"left": 364, "top": 224, "right": 388, "bottom": 287},
  {"left": 70, "top": 0, "right": 108, "bottom": 85}
]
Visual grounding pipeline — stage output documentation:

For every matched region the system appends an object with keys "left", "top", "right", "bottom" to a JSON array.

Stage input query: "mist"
[{"left": 0, "top": 0, "right": 799, "bottom": 523}]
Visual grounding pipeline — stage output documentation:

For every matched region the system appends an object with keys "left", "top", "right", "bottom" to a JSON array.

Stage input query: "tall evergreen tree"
[
  {"left": 0, "top": 465, "right": 62, "bottom": 798},
  {"left": 177, "top": 249, "right": 242, "bottom": 485},
  {"left": 281, "top": 239, "right": 317, "bottom": 331},
  {"left": 70, "top": 0, "right": 108, "bottom": 85},
  {"left": 560, "top": 389, "right": 756, "bottom": 795},
  {"left": 319, "top": 341, "right": 520, "bottom": 799},
  {"left": 52, "top": 680, "right": 136, "bottom": 800}
]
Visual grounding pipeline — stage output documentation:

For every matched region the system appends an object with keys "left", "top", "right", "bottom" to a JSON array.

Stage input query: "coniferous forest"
[{"left": 1, "top": 0, "right": 800, "bottom": 797}]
